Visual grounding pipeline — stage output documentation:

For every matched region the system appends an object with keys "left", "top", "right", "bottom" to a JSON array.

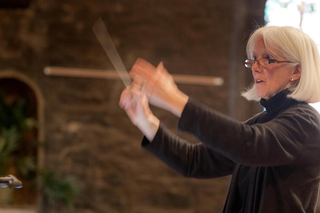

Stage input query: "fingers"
[
  {"left": 130, "top": 58, "right": 156, "bottom": 99},
  {"left": 131, "top": 74, "right": 146, "bottom": 89},
  {"left": 129, "top": 83, "right": 145, "bottom": 97},
  {"left": 135, "top": 58, "right": 156, "bottom": 74},
  {"left": 129, "top": 58, "right": 156, "bottom": 82},
  {"left": 119, "top": 83, "right": 145, "bottom": 109},
  {"left": 124, "top": 104, "right": 137, "bottom": 125},
  {"left": 128, "top": 59, "right": 176, "bottom": 108},
  {"left": 156, "top": 61, "right": 169, "bottom": 75},
  {"left": 119, "top": 86, "right": 132, "bottom": 109},
  {"left": 130, "top": 59, "right": 170, "bottom": 84},
  {"left": 119, "top": 82, "right": 151, "bottom": 127},
  {"left": 156, "top": 61, "right": 164, "bottom": 73}
]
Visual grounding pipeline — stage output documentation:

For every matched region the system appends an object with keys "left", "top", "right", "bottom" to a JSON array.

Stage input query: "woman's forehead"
[
  {"left": 252, "top": 38, "right": 274, "bottom": 56},
  {"left": 252, "top": 49, "right": 269, "bottom": 55},
  {"left": 252, "top": 43, "right": 269, "bottom": 55}
]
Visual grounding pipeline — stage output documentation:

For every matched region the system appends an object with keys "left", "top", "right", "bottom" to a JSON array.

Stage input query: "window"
[
  {"left": 265, "top": 0, "right": 320, "bottom": 111},
  {"left": 265, "top": 0, "right": 320, "bottom": 48}
]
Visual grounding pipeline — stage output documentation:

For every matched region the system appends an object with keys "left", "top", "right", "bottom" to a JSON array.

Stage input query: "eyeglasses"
[{"left": 244, "top": 58, "right": 294, "bottom": 68}]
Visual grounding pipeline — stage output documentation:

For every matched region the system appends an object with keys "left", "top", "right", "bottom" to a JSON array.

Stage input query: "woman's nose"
[{"left": 251, "top": 60, "right": 262, "bottom": 73}]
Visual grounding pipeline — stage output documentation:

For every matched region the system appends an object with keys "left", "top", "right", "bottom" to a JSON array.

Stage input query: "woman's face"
[{"left": 252, "top": 38, "right": 297, "bottom": 100}]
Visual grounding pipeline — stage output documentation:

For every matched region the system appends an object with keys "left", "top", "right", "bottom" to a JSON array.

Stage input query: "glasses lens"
[
  {"left": 244, "top": 59, "right": 253, "bottom": 68},
  {"left": 259, "top": 58, "right": 269, "bottom": 67}
]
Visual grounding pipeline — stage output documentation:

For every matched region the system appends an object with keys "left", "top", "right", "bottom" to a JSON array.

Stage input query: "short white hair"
[{"left": 241, "top": 26, "right": 320, "bottom": 103}]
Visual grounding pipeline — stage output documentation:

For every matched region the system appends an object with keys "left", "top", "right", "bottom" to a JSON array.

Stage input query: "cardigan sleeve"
[
  {"left": 178, "top": 98, "right": 320, "bottom": 167},
  {"left": 142, "top": 123, "right": 235, "bottom": 178}
]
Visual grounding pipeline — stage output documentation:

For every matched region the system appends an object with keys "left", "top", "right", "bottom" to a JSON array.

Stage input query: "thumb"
[
  {"left": 156, "top": 61, "right": 170, "bottom": 76},
  {"left": 156, "top": 61, "right": 164, "bottom": 72}
]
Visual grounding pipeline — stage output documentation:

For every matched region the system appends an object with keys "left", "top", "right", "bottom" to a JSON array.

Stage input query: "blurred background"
[{"left": 0, "top": 0, "right": 318, "bottom": 212}]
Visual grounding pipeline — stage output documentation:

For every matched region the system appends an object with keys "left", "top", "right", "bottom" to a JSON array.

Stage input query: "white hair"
[{"left": 241, "top": 26, "right": 320, "bottom": 103}]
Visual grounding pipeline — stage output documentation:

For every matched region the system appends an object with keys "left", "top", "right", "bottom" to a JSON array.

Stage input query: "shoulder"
[
  {"left": 245, "top": 101, "right": 320, "bottom": 128},
  {"left": 244, "top": 111, "right": 266, "bottom": 125},
  {"left": 281, "top": 101, "right": 320, "bottom": 123},
  {"left": 276, "top": 101, "right": 320, "bottom": 140}
]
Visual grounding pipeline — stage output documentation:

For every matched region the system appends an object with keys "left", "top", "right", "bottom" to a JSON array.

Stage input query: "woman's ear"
[{"left": 293, "top": 64, "right": 301, "bottom": 79}]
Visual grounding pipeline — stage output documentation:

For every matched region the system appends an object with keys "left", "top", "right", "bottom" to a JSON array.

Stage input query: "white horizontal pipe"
[{"left": 44, "top": 66, "right": 224, "bottom": 86}]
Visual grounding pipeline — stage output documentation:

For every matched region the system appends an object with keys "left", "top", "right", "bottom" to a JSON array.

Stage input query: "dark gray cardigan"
[{"left": 142, "top": 90, "right": 320, "bottom": 213}]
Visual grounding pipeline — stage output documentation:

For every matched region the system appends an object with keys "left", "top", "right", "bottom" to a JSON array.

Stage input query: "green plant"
[
  {"left": 0, "top": 91, "right": 80, "bottom": 208},
  {"left": 0, "top": 92, "right": 37, "bottom": 177},
  {"left": 40, "top": 170, "right": 80, "bottom": 210}
]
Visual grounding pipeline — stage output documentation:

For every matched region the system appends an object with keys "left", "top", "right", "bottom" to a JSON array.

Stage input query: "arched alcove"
[{"left": 0, "top": 70, "right": 44, "bottom": 212}]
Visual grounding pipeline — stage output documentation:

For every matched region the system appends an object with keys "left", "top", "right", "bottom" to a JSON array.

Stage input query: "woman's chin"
[{"left": 256, "top": 93, "right": 269, "bottom": 100}]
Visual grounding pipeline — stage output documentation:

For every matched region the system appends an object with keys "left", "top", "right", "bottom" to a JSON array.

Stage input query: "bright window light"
[{"left": 265, "top": 0, "right": 320, "bottom": 112}]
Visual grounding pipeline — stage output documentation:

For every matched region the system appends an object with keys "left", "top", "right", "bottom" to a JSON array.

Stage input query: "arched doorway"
[{"left": 0, "top": 70, "right": 44, "bottom": 212}]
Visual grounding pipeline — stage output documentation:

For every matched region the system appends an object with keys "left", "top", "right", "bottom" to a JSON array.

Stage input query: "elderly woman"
[{"left": 119, "top": 26, "right": 320, "bottom": 213}]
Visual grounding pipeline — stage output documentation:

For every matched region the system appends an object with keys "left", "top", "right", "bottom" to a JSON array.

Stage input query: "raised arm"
[
  {"left": 179, "top": 98, "right": 320, "bottom": 166},
  {"left": 119, "top": 80, "right": 234, "bottom": 178},
  {"left": 142, "top": 124, "right": 235, "bottom": 178}
]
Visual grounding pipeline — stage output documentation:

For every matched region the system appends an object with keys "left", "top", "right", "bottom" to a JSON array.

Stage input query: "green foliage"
[
  {"left": 0, "top": 91, "right": 36, "bottom": 177},
  {"left": 0, "top": 92, "right": 36, "bottom": 132},
  {"left": 40, "top": 170, "right": 80, "bottom": 210},
  {"left": 15, "top": 156, "right": 37, "bottom": 177},
  {"left": 0, "top": 91, "right": 80, "bottom": 209}
]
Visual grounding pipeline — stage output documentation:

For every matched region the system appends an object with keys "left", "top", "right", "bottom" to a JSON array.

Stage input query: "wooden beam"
[{"left": 44, "top": 67, "right": 224, "bottom": 86}]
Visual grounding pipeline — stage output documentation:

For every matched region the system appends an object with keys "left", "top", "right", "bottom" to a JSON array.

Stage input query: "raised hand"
[
  {"left": 119, "top": 83, "right": 159, "bottom": 141},
  {"left": 129, "top": 58, "right": 188, "bottom": 117}
]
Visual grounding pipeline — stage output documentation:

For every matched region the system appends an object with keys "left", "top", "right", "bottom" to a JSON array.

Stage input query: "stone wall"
[{"left": 0, "top": 0, "right": 265, "bottom": 212}]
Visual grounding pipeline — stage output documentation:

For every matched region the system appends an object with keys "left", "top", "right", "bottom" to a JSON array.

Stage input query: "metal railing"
[{"left": 0, "top": 175, "right": 22, "bottom": 189}]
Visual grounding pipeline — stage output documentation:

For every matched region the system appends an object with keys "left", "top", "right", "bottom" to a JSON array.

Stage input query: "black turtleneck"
[
  {"left": 261, "top": 89, "right": 295, "bottom": 110},
  {"left": 142, "top": 89, "right": 320, "bottom": 213},
  {"left": 257, "top": 89, "right": 299, "bottom": 122}
]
